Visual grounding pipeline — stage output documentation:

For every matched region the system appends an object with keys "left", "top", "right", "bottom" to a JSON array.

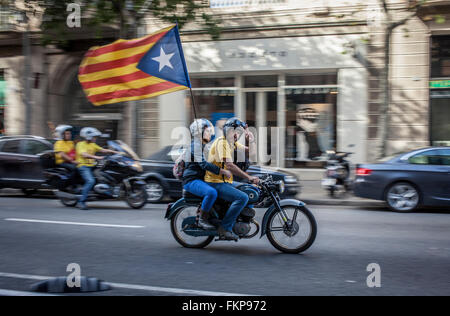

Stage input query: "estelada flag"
[{"left": 78, "top": 25, "right": 191, "bottom": 106}]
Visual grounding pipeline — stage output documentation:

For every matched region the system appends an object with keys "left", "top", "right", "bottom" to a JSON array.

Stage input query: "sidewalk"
[{"left": 266, "top": 167, "right": 386, "bottom": 208}]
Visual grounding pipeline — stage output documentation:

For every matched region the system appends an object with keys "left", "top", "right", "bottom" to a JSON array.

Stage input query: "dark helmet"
[{"left": 222, "top": 117, "right": 246, "bottom": 137}]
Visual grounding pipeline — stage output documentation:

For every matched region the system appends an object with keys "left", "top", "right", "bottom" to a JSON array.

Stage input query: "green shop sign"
[{"left": 430, "top": 80, "right": 450, "bottom": 88}]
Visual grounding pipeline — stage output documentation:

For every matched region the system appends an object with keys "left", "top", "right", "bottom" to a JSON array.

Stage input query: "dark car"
[
  {"left": 140, "top": 146, "right": 301, "bottom": 203},
  {"left": 0, "top": 136, "right": 55, "bottom": 195},
  {"left": 353, "top": 147, "right": 450, "bottom": 212}
]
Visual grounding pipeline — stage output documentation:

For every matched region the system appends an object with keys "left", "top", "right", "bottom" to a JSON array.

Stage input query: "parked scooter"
[
  {"left": 322, "top": 150, "right": 353, "bottom": 197},
  {"left": 42, "top": 140, "right": 148, "bottom": 209}
]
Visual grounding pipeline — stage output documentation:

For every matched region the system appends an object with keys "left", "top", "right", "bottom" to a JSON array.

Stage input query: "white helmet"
[
  {"left": 80, "top": 127, "right": 102, "bottom": 141},
  {"left": 189, "top": 119, "right": 215, "bottom": 138},
  {"left": 54, "top": 125, "right": 73, "bottom": 140}
]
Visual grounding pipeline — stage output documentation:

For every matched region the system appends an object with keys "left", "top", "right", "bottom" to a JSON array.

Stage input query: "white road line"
[
  {"left": 0, "top": 289, "right": 58, "bottom": 296},
  {"left": 0, "top": 272, "right": 254, "bottom": 296},
  {"left": 3, "top": 218, "right": 145, "bottom": 229}
]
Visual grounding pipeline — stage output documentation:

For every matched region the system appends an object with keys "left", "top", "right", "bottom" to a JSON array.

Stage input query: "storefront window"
[
  {"left": 431, "top": 36, "right": 450, "bottom": 78},
  {"left": 0, "top": 69, "right": 5, "bottom": 136},
  {"left": 244, "top": 75, "right": 278, "bottom": 88},
  {"left": 430, "top": 89, "right": 450, "bottom": 146},
  {"left": 189, "top": 77, "right": 236, "bottom": 134},
  {"left": 286, "top": 73, "right": 337, "bottom": 86},
  {"left": 285, "top": 86, "right": 337, "bottom": 168}
]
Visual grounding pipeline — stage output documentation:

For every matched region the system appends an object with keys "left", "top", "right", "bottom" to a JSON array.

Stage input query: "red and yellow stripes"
[{"left": 78, "top": 25, "right": 187, "bottom": 106}]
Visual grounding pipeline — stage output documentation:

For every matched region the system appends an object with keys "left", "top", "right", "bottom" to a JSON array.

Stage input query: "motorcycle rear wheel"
[
  {"left": 170, "top": 206, "right": 214, "bottom": 249},
  {"left": 266, "top": 206, "right": 317, "bottom": 254}
]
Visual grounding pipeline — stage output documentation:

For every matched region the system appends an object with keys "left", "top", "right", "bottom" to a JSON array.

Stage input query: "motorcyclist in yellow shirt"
[
  {"left": 76, "top": 127, "right": 121, "bottom": 210},
  {"left": 53, "top": 125, "right": 78, "bottom": 187}
]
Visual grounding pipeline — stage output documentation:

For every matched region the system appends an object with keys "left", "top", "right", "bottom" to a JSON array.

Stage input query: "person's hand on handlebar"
[{"left": 248, "top": 175, "right": 259, "bottom": 185}]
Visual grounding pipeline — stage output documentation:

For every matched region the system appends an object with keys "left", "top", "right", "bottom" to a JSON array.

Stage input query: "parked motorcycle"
[
  {"left": 165, "top": 175, "right": 317, "bottom": 254},
  {"left": 42, "top": 140, "right": 148, "bottom": 209},
  {"left": 322, "top": 150, "right": 353, "bottom": 197}
]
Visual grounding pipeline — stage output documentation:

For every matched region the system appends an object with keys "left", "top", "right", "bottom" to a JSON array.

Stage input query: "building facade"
[{"left": 0, "top": 0, "right": 449, "bottom": 167}]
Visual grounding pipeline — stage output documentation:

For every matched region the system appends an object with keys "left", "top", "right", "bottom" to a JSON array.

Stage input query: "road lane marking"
[
  {"left": 4, "top": 218, "right": 145, "bottom": 229},
  {"left": 0, "top": 289, "right": 58, "bottom": 296},
  {"left": 0, "top": 272, "right": 255, "bottom": 296}
]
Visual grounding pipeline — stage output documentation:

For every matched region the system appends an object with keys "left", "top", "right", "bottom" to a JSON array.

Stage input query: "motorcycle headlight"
[{"left": 277, "top": 180, "right": 285, "bottom": 194}]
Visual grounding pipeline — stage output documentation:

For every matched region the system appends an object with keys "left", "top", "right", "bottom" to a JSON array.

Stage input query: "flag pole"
[{"left": 189, "top": 87, "right": 198, "bottom": 120}]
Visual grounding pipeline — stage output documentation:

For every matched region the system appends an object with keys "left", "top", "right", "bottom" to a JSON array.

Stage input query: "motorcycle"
[
  {"left": 165, "top": 175, "right": 317, "bottom": 254},
  {"left": 42, "top": 140, "right": 148, "bottom": 209},
  {"left": 322, "top": 150, "right": 353, "bottom": 197}
]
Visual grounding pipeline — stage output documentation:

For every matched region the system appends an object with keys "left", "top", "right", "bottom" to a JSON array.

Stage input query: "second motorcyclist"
[{"left": 75, "top": 127, "right": 121, "bottom": 210}]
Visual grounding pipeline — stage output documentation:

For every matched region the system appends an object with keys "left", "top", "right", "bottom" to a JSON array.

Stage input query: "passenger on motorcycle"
[
  {"left": 204, "top": 117, "right": 259, "bottom": 241},
  {"left": 75, "top": 127, "right": 121, "bottom": 210},
  {"left": 53, "top": 125, "right": 78, "bottom": 185},
  {"left": 182, "top": 119, "right": 232, "bottom": 230}
]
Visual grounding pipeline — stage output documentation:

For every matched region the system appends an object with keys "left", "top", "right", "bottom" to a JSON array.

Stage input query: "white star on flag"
[{"left": 152, "top": 47, "right": 175, "bottom": 72}]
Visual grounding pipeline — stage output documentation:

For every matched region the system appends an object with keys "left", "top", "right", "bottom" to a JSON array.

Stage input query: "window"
[
  {"left": 138, "top": 99, "right": 159, "bottom": 139},
  {"left": 1, "top": 140, "right": 21, "bottom": 154},
  {"left": 431, "top": 36, "right": 450, "bottom": 78},
  {"left": 244, "top": 75, "right": 278, "bottom": 88},
  {"left": 437, "top": 149, "right": 450, "bottom": 166},
  {"left": 408, "top": 150, "right": 448, "bottom": 165},
  {"left": 286, "top": 73, "right": 337, "bottom": 86},
  {"left": 430, "top": 93, "right": 450, "bottom": 146},
  {"left": 23, "top": 140, "right": 50, "bottom": 155},
  {"left": 189, "top": 77, "right": 235, "bottom": 129}
]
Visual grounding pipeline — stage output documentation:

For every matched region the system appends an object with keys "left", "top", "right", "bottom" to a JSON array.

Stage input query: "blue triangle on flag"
[{"left": 137, "top": 26, "right": 191, "bottom": 88}]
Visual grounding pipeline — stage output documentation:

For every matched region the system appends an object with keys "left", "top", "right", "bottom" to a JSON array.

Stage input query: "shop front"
[
  {"left": 430, "top": 35, "right": 450, "bottom": 146},
  {"left": 0, "top": 70, "right": 5, "bottom": 136},
  {"left": 168, "top": 33, "right": 367, "bottom": 168}
]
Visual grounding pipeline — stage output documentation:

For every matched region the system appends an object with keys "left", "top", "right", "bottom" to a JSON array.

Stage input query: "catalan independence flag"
[{"left": 78, "top": 25, "right": 191, "bottom": 106}]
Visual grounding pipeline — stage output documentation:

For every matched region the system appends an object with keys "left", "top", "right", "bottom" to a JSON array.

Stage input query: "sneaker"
[
  {"left": 77, "top": 202, "right": 89, "bottom": 210},
  {"left": 197, "top": 211, "right": 215, "bottom": 230},
  {"left": 217, "top": 226, "right": 239, "bottom": 241}
]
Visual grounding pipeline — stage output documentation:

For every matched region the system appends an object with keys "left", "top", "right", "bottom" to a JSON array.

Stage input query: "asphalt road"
[{"left": 0, "top": 196, "right": 449, "bottom": 296}]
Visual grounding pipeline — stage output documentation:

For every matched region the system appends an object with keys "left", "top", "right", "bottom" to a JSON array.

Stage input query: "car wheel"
[
  {"left": 386, "top": 182, "right": 420, "bottom": 213},
  {"left": 145, "top": 180, "right": 165, "bottom": 203}
]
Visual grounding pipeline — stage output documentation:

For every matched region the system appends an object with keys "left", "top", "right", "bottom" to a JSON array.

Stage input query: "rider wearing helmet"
[
  {"left": 54, "top": 125, "right": 77, "bottom": 167},
  {"left": 183, "top": 119, "right": 232, "bottom": 230},
  {"left": 204, "top": 117, "right": 259, "bottom": 241},
  {"left": 75, "top": 127, "right": 121, "bottom": 210},
  {"left": 53, "top": 125, "right": 77, "bottom": 185}
]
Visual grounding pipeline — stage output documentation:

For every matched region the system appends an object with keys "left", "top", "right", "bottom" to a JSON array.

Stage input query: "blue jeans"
[
  {"left": 207, "top": 182, "right": 249, "bottom": 231},
  {"left": 183, "top": 180, "right": 217, "bottom": 213},
  {"left": 79, "top": 166, "right": 96, "bottom": 203}
]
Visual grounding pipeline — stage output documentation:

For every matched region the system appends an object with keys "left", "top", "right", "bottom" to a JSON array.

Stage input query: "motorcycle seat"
[{"left": 182, "top": 190, "right": 202, "bottom": 202}]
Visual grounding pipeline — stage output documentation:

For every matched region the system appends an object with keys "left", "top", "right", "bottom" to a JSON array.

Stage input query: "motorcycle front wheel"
[
  {"left": 266, "top": 205, "right": 317, "bottom": 254},
  {"left": 125, "top": 185, "right": 148, "bottom": 209},
  {"left": 60, "top": 197, "right": 78, "bottom": 207},
  {"left": 170, "top": 206, "right": 214, "bottom": 249}
]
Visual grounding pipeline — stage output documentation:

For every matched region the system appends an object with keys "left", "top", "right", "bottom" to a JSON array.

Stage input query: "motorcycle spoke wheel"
[
  {"left": 267, "top": 206, "right": 317, "bottom": 254},
  {"left": 170, "top": 206, "right": 214, "bottom": 249}
]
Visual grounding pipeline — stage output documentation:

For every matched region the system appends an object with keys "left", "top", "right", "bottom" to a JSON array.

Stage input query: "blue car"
[{"left": 353, "top": 147, "right": 450, "bottom": 212}]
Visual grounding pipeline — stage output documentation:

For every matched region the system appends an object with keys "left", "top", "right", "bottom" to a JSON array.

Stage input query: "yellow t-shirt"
[
  {"left": 204, "top": 136, "right": 246, "bottom": 184},
  {"left": 76, "top": 141, "right": 103, "bottom": 167},
  {"left": 54, "top": 140, "right": 75, "bottom": 165}
]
